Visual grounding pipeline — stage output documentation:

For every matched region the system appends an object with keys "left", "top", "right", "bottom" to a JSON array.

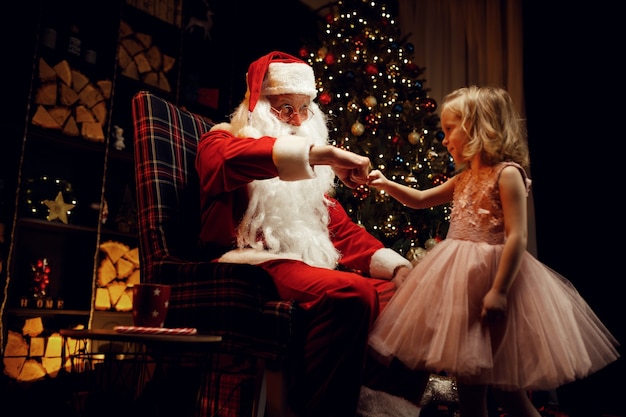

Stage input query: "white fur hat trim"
[{"left": 262, "top": 62, "right": 317, "bottom": 98}]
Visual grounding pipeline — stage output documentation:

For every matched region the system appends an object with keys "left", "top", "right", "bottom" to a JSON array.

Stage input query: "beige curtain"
[
  {"left": 397, "top": 0, "right": 524, "bottom": 114},
  {"left": 397, "top": 0, "right": 536, "bottom": 256}
]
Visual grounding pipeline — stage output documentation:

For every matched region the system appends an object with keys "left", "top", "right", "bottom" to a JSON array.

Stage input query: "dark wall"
[
  {"left": 1, "top": 0, "right": 39, "bottom": 296},
  {"left": 523, "top": 2, "right": 624, "bottom": 416},
  {"left": 182, "top": 0, "right": 322, "bottom": 120}
]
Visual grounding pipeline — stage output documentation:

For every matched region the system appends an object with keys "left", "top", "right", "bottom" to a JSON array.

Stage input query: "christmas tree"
[{"left": 299, "top": 0, "right": 453, "bottom": 262}]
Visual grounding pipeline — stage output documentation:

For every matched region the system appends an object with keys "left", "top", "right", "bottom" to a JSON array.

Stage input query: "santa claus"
[{"left": 195, "top": 51, "right": 414, "bottom": 417}]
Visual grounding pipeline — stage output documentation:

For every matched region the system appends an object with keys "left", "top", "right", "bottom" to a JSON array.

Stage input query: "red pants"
[{"left": 259, "top": 259, "right": 397, "bottom": 417}]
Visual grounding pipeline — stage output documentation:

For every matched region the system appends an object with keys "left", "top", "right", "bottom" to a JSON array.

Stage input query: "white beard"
[{"left": 230, "top": 98, "right": 342, "bottom": 269}]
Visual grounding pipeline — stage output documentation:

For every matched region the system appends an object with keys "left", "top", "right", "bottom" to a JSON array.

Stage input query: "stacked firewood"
[
  {"left": 117, "top": 20, "right": 176, "bottom": 92},
  {"left": 2, "top": 318, "right": 83, "bottom": 381},
  {"left": 95, "top": 241, "right": 140, "bottom": 312},
  {"left": 31, "top": 58, "right": 111, "bottom": 142}
]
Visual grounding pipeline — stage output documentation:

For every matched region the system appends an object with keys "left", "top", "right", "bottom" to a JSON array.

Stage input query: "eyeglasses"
[{"left": 270, "top": 104, "right": 314, "bottom": 123}]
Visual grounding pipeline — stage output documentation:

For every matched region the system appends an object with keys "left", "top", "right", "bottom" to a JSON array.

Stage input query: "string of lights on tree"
[{"left": 299, "top": 0, "right": 454, "bottom": 262}]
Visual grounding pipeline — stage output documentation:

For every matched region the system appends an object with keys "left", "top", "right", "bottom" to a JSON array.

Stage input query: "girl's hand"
[
  {"left": 367, "top": 169, "right": 388, "bottom": 189},
  {"left": 481, "top": 288, "right": 508, "bottom": 324}
]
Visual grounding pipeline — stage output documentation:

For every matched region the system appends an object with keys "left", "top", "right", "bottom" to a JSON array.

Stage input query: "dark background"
[{"left": 523, "top": 2, "right": 624, "bottom": 416}]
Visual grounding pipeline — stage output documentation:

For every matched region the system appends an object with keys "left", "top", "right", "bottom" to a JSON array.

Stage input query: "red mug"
[{"left": 132, "top": 284, "right": 171, "bottom": 328}]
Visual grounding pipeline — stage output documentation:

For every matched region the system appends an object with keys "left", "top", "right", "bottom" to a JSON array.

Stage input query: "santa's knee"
[{"left": 325, "top": 280, "right": 379, "bottom": 323}]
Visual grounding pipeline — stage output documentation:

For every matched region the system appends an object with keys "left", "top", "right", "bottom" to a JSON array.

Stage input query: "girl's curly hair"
[{"left": 441, "top": 86, "right": 529, "bottom": 169}]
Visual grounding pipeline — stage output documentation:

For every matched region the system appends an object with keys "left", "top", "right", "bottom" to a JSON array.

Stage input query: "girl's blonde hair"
[{"left": 441, "top": 86, "right": 529, "bottom": 168}]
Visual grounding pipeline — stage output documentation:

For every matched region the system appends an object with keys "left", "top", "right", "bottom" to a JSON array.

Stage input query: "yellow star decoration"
[{"left": 43, "top": 191, "right": 76, "bottom": 224}]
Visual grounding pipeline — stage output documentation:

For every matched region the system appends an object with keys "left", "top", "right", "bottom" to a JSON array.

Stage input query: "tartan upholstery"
[{"left": 131, "top": 90, "right": 302, "bottom": 361}]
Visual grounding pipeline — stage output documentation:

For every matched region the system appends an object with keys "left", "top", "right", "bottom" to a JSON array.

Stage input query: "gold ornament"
[
  {"left": 43, "top": 191, "right": 76, "bottom": 224},
  {"left": 364, "top": 95, "right": 377, "bottom": 108},
  {"left": 351, "top": 121, "right": 365, "bottom": 136},
  {"left": 407, "top": 246, "right": 428, "bottom": 266},
  {"left": 424, "top": 238, "right": 438, "bottom": 251},
  {"left": 408, "top": 131, "right": 421, "bottom": 145}
]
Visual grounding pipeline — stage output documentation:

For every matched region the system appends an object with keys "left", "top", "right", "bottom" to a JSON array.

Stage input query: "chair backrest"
[{"left": 131, "top": 91, "right": 213, "bottom": 283}]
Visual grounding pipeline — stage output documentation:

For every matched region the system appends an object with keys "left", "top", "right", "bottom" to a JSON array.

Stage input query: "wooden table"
[{"left": 60, "top": 327, "right": 221, "bottom": 346}]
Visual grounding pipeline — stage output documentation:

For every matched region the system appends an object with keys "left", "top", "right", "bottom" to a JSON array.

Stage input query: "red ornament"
[
  {"left": 318, "top": 91, "right": 332, "bottom": 105},
  {"left": 324, "top": 52, "right": 336, "bottom": 65},
  {"left": 365, "top": 63, "right": 378, "bottom": 76},
  {"left": 431, "top": 173, "right": 447, "bottom": 186},
  {"left": 31, "top": 258, "right": 51, "bottom": 299},
  {"left": 405, "top": 62, "right": 418, "bottom": 72},
  {"left": 325, "top": 12, "right": 334, "bottom": 24},
  {"left": 420, "top": 97, "right": 438, "bottom": 112},
  {"left": 365, "top": 114, "right": 378, "bottom": 128},
  {"left": 392, "top": 135, "right": 402, "bottom": 145},
  {"left": 352, "top": 184, "right": 370, "bottom": 200},
  {"left": 402, "top": 224, "right": 418, "bottom": 240},
  {"left": 299, "top": 46, "right": 309, "bottom": 58}
]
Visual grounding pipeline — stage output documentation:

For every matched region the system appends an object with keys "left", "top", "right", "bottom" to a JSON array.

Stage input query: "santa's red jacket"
[{"left": 195, "top": 125, "right": 411, "bottom": 278}]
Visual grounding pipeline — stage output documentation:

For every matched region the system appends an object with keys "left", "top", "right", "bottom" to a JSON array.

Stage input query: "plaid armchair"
[{"left": 131, "top": 90, "right": 302, "bottom": 417}]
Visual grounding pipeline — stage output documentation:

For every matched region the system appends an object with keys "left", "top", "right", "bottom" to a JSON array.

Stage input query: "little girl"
[{"left": 367, "top": 86, "right": 620, "bottom": 416}]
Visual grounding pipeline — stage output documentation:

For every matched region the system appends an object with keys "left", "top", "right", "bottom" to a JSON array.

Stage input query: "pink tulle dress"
[{"left": 368, "top": 162, "right": 620, "bottom": 391}]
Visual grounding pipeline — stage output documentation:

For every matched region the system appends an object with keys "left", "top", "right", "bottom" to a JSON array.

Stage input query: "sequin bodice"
[{"left": 446, "top": 162, "right": 529, "bottom": 245}]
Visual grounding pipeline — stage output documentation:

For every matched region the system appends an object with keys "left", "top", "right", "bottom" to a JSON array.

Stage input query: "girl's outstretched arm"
[{"left": 367, "top": 169, "right": 456, "bottom": 209}]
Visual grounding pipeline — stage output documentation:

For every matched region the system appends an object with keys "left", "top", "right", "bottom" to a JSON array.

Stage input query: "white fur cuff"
[
  {"left": 218, "top": 248, "right": 301, "bottom": 265},
  {"left": 369, "top": 248, "right": 412, "bottom": 280},
  {"left": 273, "top": 135, "right": 316, "bottom": 181}
]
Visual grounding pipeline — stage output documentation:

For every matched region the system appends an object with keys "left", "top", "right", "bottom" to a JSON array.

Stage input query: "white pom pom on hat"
[{"left": 246, "top": 51, "right": 317, "bottom": 113}]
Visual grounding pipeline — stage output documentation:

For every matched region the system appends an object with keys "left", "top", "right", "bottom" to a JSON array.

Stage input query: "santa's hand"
[
  {"left": 391, "top": 265, "right": 411, "bottom": 287},
  {"left": 310, "top": 145, "right": 370, "bottom": 188},
  {"left": 335, "top": 167, "right": 368, "bottom": 188}
]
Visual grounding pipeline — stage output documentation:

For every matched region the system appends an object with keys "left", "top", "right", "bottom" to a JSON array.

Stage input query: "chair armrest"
[{"left": 150, "top": 259, "right": 303, "bottom": 361}]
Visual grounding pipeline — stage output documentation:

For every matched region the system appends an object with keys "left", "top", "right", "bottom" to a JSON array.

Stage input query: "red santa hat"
[{"left": 246, "top": 51, "right": 317, "bottom": 113}]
